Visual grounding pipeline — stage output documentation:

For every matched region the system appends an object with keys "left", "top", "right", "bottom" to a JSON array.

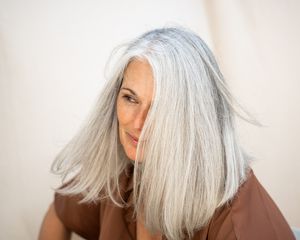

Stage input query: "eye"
[{"left": 122, "top": 94, "right": 137, "bottom": 104}]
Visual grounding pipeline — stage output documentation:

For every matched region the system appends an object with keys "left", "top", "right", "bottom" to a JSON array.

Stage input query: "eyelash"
[{"left": 122, "top": 94, "right": 137, "bottom": 104}]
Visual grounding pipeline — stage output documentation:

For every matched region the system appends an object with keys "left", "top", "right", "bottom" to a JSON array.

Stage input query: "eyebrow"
[{"left": 120, "top": 87, "right": 137, "bottom": 97}]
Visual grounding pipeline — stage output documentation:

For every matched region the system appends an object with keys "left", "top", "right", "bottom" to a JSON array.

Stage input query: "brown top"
[{"left": 54, "top": 167, "right": 295, "bottom": 240}]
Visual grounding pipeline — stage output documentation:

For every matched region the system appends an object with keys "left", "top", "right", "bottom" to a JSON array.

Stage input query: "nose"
[{"left": 133, "top": 105, "right": 149, "bottom": 131}]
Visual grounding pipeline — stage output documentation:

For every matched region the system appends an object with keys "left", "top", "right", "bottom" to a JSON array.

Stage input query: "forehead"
[
  {"left": 121, "top": 60, "right": 154, "bottom": 99},
  {"left": 123, "top": 60, "right": 153, "bottom": 83}
]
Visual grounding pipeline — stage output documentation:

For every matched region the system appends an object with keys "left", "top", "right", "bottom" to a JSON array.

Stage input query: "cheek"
[
  {"left": 116, "top": 98, "right": 132, "bottom": 146},
  {"left": 116, "top": 98, "right": 128, "bottom": 127},
  {"left": 116, "top": 96, "right": 136, "bottom": 127}
]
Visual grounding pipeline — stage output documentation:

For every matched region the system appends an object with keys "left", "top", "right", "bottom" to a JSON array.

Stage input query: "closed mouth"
[{"left": 127, "top": 132, "right": 139, "bottom": 143}]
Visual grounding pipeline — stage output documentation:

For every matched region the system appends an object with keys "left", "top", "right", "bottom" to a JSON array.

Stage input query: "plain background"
[{"left": 0, "top": 0, "right": 299, "bottom": 239}]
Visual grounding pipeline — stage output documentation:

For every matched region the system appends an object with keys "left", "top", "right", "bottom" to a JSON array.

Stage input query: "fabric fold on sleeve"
[{"left": 54, "top": 180, "right": 101, "bottom": 240}]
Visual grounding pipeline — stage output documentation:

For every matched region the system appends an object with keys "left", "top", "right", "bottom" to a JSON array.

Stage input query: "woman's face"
[{"left": 116, "top": 60, "right": 154, "bottom": 161}]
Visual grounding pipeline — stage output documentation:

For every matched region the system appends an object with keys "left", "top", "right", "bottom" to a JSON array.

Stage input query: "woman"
[{"left": 39, "top": 27, "right": 295, "bottom": 240}]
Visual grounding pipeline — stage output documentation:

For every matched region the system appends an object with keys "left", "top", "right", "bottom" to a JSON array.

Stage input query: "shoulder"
[
  {"left": 54, "top": 181, "right": 101, "bottom": 239},
  {"left": 192, "top": 169, "right": 295, "bottom": 240},
  {"left": 228, "top": 169, "right": 295, "bottom": 240}
]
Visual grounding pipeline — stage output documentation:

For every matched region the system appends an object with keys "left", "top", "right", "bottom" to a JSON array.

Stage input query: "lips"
[{"left": 127, "top": 132, "right": 139, "bottom": 144}]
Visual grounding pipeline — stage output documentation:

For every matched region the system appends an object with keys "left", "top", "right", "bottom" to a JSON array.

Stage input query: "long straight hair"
[{"left": 52, "top": 26, "right": 256, "bottom": 240}]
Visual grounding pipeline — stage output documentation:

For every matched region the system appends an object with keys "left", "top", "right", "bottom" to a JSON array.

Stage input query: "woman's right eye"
[{"left": 122, "top": 94, "right": 137, "bottom": 104}]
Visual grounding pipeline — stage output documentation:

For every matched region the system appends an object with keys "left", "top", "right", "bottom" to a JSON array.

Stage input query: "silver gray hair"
[{"left": 52, "top": 26, "right": 255, "bottom": 240}]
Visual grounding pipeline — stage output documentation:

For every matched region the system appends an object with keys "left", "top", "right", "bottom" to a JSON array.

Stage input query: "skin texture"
[{"left": 116, "top": 60, "right": 154, "bottom": 161}]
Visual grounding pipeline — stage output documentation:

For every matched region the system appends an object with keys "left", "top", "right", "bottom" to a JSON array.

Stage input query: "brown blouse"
[{"left": 54, "top": 167, "right": 295, "bottom": 240}]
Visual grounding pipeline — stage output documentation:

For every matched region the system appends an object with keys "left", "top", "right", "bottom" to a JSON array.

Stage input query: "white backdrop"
[{"left": 0, "top": 0, "right": 299, "bottom": 239}]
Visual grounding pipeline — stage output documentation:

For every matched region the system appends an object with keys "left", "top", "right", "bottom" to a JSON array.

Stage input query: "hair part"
[{"left": 52, "top": 26, "right": 255, "bottom": 240}]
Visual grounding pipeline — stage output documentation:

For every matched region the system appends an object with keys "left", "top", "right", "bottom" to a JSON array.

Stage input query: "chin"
[
  {"left": 122, "top": 143, "right": 136, "bottom": 161},
  {"left": 126, "top": 150, "right": 136, "bottom": 161}
]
